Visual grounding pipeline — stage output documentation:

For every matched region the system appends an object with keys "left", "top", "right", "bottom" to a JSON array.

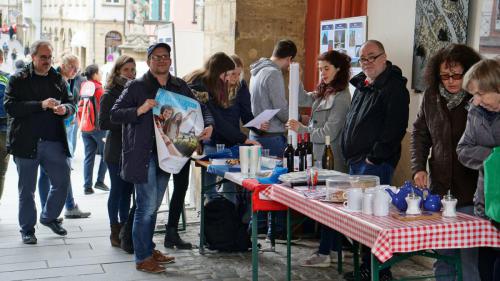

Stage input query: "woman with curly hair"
[{"left": 411, "top": 44, "right": 482, "bottom": 281}]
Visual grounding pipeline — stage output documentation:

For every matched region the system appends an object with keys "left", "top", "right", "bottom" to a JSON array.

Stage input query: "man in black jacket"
[
  {"left": 342, "top": 40, "right": 409, "bottom": 281},
  {"left": 111, "top": 43, "right": 214, "bottom": 273},
  {"left": 5, "top": 40, "right": 75, "bottom": 244}
]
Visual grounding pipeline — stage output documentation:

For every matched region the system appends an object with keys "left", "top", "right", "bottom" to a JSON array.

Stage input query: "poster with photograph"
[
  {"left": 320, "top": 16, "right": 367, "bottom": 95},
  {"left": 153, "top": 88, "right": 204, "bottom": 174}
]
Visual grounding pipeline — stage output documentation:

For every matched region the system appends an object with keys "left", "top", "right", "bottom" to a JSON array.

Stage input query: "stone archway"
[{"left": 104, "top": 31, "right": 122, "bottom": 63}]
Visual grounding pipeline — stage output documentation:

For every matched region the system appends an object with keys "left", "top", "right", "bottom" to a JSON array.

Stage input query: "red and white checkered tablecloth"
[{"left": 263, "top": 184, "right": 500, "bottom": 263}]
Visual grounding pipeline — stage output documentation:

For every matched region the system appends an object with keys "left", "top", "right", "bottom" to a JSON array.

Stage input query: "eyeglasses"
[
  {"left": 359, "top": 53, "right": 385, "bottom": 64},
  {"left": 150, "top": 54, "right": 170, "bottom": 62},
  {"left": 440, "top": 73, "right": 463, "bottom": 81},
  {"left": 38, "top": 55, "right": 53, "bottom": 62}
]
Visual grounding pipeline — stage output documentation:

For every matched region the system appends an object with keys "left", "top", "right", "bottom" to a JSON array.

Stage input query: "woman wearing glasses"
[{"left": 411, "top": 44, "right": 481, "bottom": 281}]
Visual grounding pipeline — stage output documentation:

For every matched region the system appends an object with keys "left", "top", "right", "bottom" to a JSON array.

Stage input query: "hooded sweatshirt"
[
  {"left": 249, "top": 58, "right": 289, "bottom": 133},
  {"left": 341, "top": 61, "right": 410, "bottom": 168}
]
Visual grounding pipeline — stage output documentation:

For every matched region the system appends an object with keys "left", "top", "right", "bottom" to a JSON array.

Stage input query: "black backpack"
[{"left": 204, "top": 196, "right": 251, "bottom": 252}]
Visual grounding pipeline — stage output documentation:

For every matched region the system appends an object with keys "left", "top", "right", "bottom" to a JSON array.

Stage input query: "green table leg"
[
  {"left": 337, "top": 234, "right": 343, "bottom": 274},
  {"left": 455, "top": 254, "right": 463, "bottom": 281},
  {"left": 371, "top": 253, "right": 379, "bottom": 281},
  {"left": 252, "top": 202, "right": 258, "bottom": 281},
  {"left": 199, "top": 166, "right": 206, "bottom": 255},
  {"left": 353, "top": 241, "right": 360, "bottom": 281},
  {"left": 286, "top": 208, "right": 291, "bottom": 281}
]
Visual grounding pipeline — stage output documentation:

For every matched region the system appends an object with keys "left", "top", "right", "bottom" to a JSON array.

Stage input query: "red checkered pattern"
[{"left": 265, "top": 184, "right": 500, "bottom": 263}]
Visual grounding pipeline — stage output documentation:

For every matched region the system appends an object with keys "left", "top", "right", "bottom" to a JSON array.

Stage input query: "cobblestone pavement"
[{"left": 0, "top": 140, "right": 434, "bottom": 280}]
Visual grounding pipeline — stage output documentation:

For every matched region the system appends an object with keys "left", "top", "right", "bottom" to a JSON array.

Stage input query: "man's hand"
[
  {"left": 198, "top": 125, "right": 213, "bottom": 141},
  {"left": 413, "top": 171, "right": 428, "bottom": 188},
  {"left": 365, "top": 158, "right": 374, "bottom": 165},
  {"left": 137, "top": 99, "right": 157, "bottom": 116},
  {"left": 259, "top": 121, "right": 269, "bottom": 131},
  {"left": 53, "top": 105, "right": 67, "bottom": 115},
  {"left": 41, "top": 98, "right": 60, "bottom": 110}
]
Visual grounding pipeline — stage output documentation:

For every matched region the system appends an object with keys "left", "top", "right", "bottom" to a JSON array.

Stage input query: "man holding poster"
[{"left": 111, "top": 43, "right": 214, "bottom": 273}]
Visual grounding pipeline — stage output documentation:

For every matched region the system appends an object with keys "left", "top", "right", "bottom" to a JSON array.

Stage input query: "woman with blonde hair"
[
  {"left": 99, "top": 55, "right": 136, "bottom": 247},
  {"left": 458, "top": 58, "right": 500, "bottom": 281}
]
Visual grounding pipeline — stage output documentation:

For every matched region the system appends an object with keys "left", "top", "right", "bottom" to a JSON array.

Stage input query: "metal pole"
[
  {"left": 92, "top": 0, "right": 96, "bottom": 63},
  {"left": 123, "top": 0, "right": 127, "bottom": 39}
]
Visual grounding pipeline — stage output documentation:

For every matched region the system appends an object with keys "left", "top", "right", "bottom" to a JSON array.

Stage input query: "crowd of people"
[{"left": 0, "top": 37, "right": 498, "bottom": 280}]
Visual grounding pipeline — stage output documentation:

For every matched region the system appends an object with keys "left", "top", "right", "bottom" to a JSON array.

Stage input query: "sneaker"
[
  {"left": 136, "top": 257, "right": 166, "bottom": 273},
  {"left": 152, "top": 249, "right": 175, "bottom": 264},
  {"left": 21, "top": 232, "right": 37, "bottom": 244},
  {"left": 84, "top": 187, "right": 94, "bottom": 195},
  {"left": 64, "top": 204, "right": 91, "bottom": 219},
  {"left": 94, "top": 182, "right": 109, "bottom": 191},
  {"left": 300, "top": 252, "right": 331, "bottom": 267}
]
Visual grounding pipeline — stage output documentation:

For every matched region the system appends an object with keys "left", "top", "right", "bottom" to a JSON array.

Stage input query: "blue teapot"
[
  {"left": 422, "top": 193, "right": 442, "bottom": 212},
  {"left": 385, "top": 181, "right": 423, "bottom": 212}
]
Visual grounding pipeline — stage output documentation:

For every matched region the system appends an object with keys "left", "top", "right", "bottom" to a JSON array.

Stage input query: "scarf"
[
  {"left": 315, "top": 82, "right": 337, "bottom": 99},
  {"left": 438, "top": 84, "right": 468, "bottom": 110}
]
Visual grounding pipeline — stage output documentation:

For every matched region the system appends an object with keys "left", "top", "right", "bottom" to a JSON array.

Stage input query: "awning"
[{"left": 71, "top": 31, "right": 87, "bottom": 47}]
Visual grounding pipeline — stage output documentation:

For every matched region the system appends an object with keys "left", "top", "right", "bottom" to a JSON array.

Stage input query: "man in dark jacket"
[
  {"left": 110, "top": 43, "right": 214, "bottom": 273},
  {"left": 4, "top": 40, "right": 75, "bottom": 244},
  {"left": 341, "top": 40, "right": 409, "bottom": 281}
]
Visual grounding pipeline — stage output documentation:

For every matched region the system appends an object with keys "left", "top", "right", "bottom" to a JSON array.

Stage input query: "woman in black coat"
[{"left": 99, "top": 55, "right": 136, "bottom": 247}]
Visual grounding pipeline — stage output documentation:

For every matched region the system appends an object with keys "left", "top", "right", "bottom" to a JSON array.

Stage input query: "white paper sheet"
[{"left": 243, "top": 109, "right": 280, "bottom": 128}]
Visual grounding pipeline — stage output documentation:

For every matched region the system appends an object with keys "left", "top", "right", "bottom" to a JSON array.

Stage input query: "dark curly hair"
[
  {"left": 424, "top": 44, "right": 481, "bottom": 93},
  {"left": 316, "top": 50, "right": 351, "bottom": 97}
]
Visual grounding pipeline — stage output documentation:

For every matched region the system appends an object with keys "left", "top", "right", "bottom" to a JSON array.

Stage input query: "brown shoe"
[
  {"left": 152, "top": 249, "right": 175, "bottom": 264},
  {"left": 110, "top": 223, "right": 121, "bottom": 247},
  {"left": 136, "top": 257, "right": 166, "bottom": 273}
]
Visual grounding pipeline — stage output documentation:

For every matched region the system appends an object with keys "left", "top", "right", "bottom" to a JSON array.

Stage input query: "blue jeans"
[
  {"left": 349, "top": 159, "right": 394, "bottom": 185},
  {"left": 434, "top": 205, "right": 480, "bottom": 281},
  {"left": 107, "top": 162, "right": 134, "bottom": 225},
  {"left": 350, "top": 159, "right": 394, "bottom": 273},
  {"left": 14, "top": 141, "right": 70, "bottom": 234},
  {"left": 133, "top": 156, "right": 169, "bottom": 263},
  {"left": 82, "top": 130, "right": 107, "bottom": 188},
  {"left": 66, "top": 121, "right": 78, "bottom": 157},
  {"left": 38, "top": 167, "right": 75, "bottom": 210},
  {"left": 249, "top": 134, "right": 286, "bottom": 157},
  {"left": 318, "top": 226, "right": 341, "bottom": 255}
]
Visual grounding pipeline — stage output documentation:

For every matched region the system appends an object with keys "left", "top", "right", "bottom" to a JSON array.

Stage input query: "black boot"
[{"left": 164, "top": 226, "right": 192, "bottom": 249}]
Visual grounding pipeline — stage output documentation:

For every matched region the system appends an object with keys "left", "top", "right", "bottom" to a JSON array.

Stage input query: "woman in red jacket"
[{"left": 80, "top": 64, "right": 109, "bottom": 195}]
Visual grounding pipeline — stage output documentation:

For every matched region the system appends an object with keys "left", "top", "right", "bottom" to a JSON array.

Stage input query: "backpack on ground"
[
  {"left": 204, "top": 195, "right": 251, "bottom": 252},
  {"left": 77, "top": 81, "right": 99, "bottom": 132}
]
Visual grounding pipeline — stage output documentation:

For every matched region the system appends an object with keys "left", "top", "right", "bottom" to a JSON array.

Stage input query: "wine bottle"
[
  {"left": 283, "top": 135, "right": 295, "bottom": 173},
  {"left": 304, "top": 132, "right": 313, "bottom": 169},
  {"left": 322, "top": 135, "right": 334, "bottom": 170},
  {"left": 294, "top": 134, "right": 302, "bottom": 171}
]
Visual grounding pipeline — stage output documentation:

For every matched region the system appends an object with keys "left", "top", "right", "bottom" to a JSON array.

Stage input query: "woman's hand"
[
  {"left": 413, "top": 171, "right": 428, "bottom": 188},
  {"left": 198, "top": 125, "right": 213, "bottom": 141},
  {"left": 259, "top": 121, "right": 269, "bottom": 131},
  {"left": 244, "top": 139, "right": 260, "bottom": 146},
  {"left": 286, "top": 119, "right": 301, "bottom": 132}
]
